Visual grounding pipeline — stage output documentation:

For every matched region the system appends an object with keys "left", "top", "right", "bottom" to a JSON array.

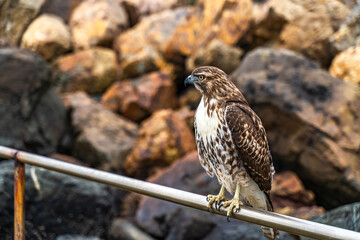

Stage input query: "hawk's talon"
[
  {"left": 227, "top": 216, "right": 230, "bottom": 222},
  {"left": 217, "top": 203, "right": 223, "bottom": 211},
  {"left": 206, "top": 185, "right": 228, "bottom": 212}
]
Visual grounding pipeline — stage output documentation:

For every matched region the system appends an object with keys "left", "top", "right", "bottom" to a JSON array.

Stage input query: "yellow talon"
[
  {"left": 206, "top": 185, "right": 228, "bottom": 211},
  {"left": 223, "top": 184, "right": 243, "bottom": 219}
]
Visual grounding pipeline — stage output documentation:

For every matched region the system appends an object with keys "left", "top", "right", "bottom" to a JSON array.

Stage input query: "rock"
[
  {"left": 56, "top": 236, "right": 103, "bottom": 240},
  {"left": 70, "top": 0, "right": 128, "bottom": 49},
  {"left": 0, "top": 48, "right": 66, "bottom": 155},
  {"left": 124, "top": 110, "right": 196, "bottom": 179},
  {"left": 101, "top": 71, "right": 177, "bottom": 122},
  {"left": 53, "top": 47, "right": 118, "bottom": 94},
  {"left": 165, "top": 0, "right": 252, "bottom": 60},
  {"left": 120, "top": 0, "right": 189, "bottom": 19},
  {"left": 135, "top": 152, "right": 295, "bottom": 240},
  {"left": 0, "top": 160, "right": 119, "bottom": 239},
  {"left": 330, "top": 4, "right": 360, "bottom": 52},
  {"left": 330, "top": 46, "right": 360, "bottom": 84},
  {"left": 40, "top": 0, "right": 85, "bottom": 22},
  {"left": 0, "top": 0, "right": 45, "bottom": 45},
  {"left": 114, "top": 7, "right": 190, "bottom": 78},
  {"left": 179, "top": 88, "right": 202, "bottom": 110},
  {"left": 276, "top": 0, "right": 350, "bottom": 66},
  {"left": 108, "top": 218, "right": 155, "bottom": 240},
  {"left": 186, "top": 39, "right": 243, "bottom": 74},
  {"left": 301, "top": 202, "right": 360, "bottom": 240},
  {"left": 21, "top": 14, "right": 72, "bottom": 60},
  {"left": 271, "top": 171, "right": 325, "bottom": 219},
  {"left": 250, "top": 0, "right": 287, "bottom": 47},
  {"left": 67, "top": 92, "right": 138, "bottom": 171},
  {"left": 231, "top": 47, "right": 360, "bottom": 208}
]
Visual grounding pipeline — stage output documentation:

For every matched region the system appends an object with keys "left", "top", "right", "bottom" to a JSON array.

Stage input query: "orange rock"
[
  {"left": 124, "top": 109, "right": 196, "bottom": 179},
  {"left": 271, "top": 171, "right": 325, "bottom": 219},
  {"left": 114, "top": 7, "right": 190, "bottom": 78},
  {"left": 102, "top": 71, "right": 177, "bottom": 121},
  {"left": 70, "top": 0, "right": 128, "bottom": 49},
  {"left": 330, "top": 46, "right": 360, "bottom": 84},
  {"left": 164, "top": 0, "right": 252, "bottom": 60},
  {"left": 53, "top": 47, "right": 118, "bottom": 94}
]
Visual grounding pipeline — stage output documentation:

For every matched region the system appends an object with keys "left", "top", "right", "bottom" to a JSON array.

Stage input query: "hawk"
[{"left": 185, "top": 66, "right": 279, "bottom": 239}]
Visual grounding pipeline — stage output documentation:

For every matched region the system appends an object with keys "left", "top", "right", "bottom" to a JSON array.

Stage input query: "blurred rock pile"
[{"left": 1, "top": 0, "right": 360, "bottom": 239}]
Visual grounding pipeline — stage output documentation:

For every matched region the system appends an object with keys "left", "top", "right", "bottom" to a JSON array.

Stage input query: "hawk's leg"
[
  {"left": 206, "top": 185, "right": 228, "bottom": 211},
  {"left": 222, "top": 183, "right": 243, "bottom": 220}
]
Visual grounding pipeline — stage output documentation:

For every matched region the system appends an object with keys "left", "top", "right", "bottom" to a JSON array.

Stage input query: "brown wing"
[{"left": 225, "top": 103, "right": 273, "bottom": 191}]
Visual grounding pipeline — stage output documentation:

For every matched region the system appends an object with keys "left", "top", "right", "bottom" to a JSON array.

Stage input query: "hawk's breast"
[{"left": 195, "top": 98, "right": 220, "bottom": 136}]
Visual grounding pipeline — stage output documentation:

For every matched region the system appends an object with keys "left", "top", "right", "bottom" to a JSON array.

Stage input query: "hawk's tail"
[{"left": 261, "top": 192, "right": 279, "bottom": 240}]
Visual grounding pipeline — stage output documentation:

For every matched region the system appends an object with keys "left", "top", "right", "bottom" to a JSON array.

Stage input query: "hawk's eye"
[{"left": 198, "top": 75, "right": 205, "bottom": 80}]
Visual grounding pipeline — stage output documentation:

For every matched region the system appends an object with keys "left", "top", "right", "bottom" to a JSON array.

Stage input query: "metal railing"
[{"left": 1, "top": 146, "right": 360, "bottom": 240}]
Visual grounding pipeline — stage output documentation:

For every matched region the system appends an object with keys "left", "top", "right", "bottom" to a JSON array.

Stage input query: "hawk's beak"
[{"left": 184, "top": 75, "right": 196, "bottom": 86}]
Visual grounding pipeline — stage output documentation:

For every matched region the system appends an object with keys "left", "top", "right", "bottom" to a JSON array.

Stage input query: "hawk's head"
[{"left": 185, "top": 66, "right": 246, "bottom": 102}]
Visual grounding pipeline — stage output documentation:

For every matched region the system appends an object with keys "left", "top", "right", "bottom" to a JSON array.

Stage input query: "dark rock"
[
  {"left": 135, "top": 152, "right": 295, "bottom": 240},
  {"left": 0, "top": 160, "right": 120, "bottom": 239},
  {"left": 301, "top": 202, "right": 360, "bottom": 240},
  {"left": 66, "top": 92, "right": 138, "bottom": 171},
  {"left": 108, "top": 218, "right": 155, "bottom": 240},
  {"left": 124, "top": 110, "right": 196, "bottom": 179},
  {"left": 101, "top": 71, "right": 177, "bottom": 122},
  {"left": 231, "top": 47, "right": 360, "bottom": 208},
  {"left": 55, "top": 236, "right": 103, "bottom": 240},
  {"left": 0, "top": 48, "right": 66, "bottom": 155},
  {"left": 40, "top": 0, "right": 85, "bottom": 23}
]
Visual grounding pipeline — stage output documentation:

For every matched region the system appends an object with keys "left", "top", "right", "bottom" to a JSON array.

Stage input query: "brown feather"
[{"left": 225, "top": 103, "right": 273, "bottom": 191}]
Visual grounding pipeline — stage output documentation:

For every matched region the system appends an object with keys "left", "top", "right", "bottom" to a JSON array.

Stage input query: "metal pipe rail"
[{"left": 1, "top": 146, "right": 360, "bottom": 240}]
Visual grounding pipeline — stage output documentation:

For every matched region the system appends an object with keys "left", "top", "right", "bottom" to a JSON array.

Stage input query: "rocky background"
[{"left": 1, "top": 0, "right": 360, "bottom": 239}]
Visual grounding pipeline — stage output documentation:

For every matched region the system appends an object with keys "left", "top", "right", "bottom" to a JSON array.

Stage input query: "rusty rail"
[
  {"left": 1, "top": 145, "right": 360, "bottom": 240},
  {"left": 13, "top": 152, "right": 25, "bottom": 240}
]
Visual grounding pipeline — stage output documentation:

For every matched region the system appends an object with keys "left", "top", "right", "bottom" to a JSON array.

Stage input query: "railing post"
[{"left": 14, "top": 152, "right": 25, "bottom": 240}]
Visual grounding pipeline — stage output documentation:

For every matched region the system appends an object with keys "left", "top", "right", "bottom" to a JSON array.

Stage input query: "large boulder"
[
  {"left": 249, "top": 0, "right": 350, "bottom": 67},
  {"left": 277, "top": 0, "right": 350, "bottom": 67},
  {"left": 70, "top": 0, "right": 128, "bottom": 49},
  {"left": 21, "top": 14, "right": 72, "bottom": 60},
  {"left": 53, "top": 47, "right": 118, "bottom": 94},
  {"left": 0, "top": 0, "right": 45, "bottom": 45},
  {"left": 301, "top": 202, "right": 360, "bottom": 240},
  {"left": 113, "top": 7, "right": 190, "bottom": 78},
  {"left": 329, "top": 46, "right": 360, "bottom": 84},
  {"left": 0, "top": 160, "right": 120, "bottom": 239},
  {"left": 66, "top": 92, "right": 138, "bottom": 171},
  {"left": 0, "top": 48, "right": 66, "bottom": 155},
  {"left": 124, "top": 110, "right": 196, "bottom": 179},
  {"left": 101, "top": 71, "right": 177, "bottom": 122},
  {"left": 135, "top": 152, "right": 295, "bottom": 240},
  {"left": 231, "top": 48, "right": 360, "bottom": 208}
]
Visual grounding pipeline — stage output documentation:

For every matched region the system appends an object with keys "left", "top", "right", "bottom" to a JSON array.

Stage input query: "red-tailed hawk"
[{"left": 185, "top": 66, "right": 279, "bottom": 239}]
